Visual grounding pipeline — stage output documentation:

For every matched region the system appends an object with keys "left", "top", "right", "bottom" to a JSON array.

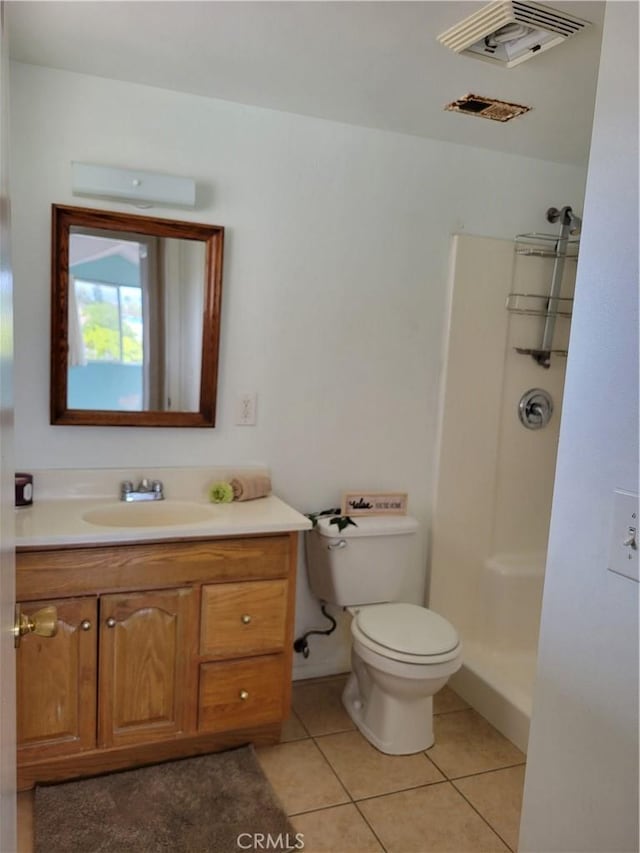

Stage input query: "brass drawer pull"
[
  {"left": 241, "top": 614, "right": 252, "bottom": 624},
  {"left": 239, "top": 690, "right": 249, "bottom": 701},
  {"left": 106, "top": 617, "right": 117, "bottom": 628},
  {"left": 80, "top": 620, "right": 92, "bottom": 631}
]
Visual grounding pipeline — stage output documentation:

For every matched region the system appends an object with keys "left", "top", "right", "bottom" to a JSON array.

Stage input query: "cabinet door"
[
  {"left": 17, "top": 597, "right": 97, "bottom": 762},
  {"left": 98, "top": 588, "right": 197, "bottom": 748}
]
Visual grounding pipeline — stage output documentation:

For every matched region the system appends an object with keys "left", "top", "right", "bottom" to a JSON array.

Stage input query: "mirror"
[{"left": 51, "top": 205, "right": 224, "bottom": 427}]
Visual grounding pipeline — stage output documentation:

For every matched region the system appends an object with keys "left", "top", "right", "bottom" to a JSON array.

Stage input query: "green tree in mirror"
[{"left": 76, "top": 282, "right": 143, "bottom": 364}]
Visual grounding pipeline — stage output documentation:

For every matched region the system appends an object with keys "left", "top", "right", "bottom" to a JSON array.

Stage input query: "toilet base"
[{"left": 342, "top": 651, "right": 449, "bottom": 755}]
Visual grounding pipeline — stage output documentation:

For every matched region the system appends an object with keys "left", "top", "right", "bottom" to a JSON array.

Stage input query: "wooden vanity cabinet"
[{"left": 16, "top": 533, "right": 297, "bottom": 789}]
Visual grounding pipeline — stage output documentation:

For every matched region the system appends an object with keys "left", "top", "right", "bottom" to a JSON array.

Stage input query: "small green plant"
[{"left": 306, "top": 507, "right": 357, "bottom": 533}]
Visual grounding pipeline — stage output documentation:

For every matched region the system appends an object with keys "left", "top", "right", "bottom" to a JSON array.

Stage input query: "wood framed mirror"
[{"left": 50, "top": 205, "right": 224, "bottom": 427}]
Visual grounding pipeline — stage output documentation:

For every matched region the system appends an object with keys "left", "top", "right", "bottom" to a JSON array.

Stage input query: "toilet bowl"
[
  {"left": 304, "top": 514, "right": 462, "bottom": 755},
  {"left": 343, "top": 602, "right": 462, "bottom": 754}
]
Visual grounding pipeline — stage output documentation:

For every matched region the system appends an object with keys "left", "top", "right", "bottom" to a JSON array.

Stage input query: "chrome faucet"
[{"left": 120, "top": 478, "right": 164, "bottom": 502}]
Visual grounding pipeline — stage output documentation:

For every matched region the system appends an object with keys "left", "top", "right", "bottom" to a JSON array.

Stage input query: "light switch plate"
[{"left": 607, "top": 489, "right": 639, "bottom": 582}]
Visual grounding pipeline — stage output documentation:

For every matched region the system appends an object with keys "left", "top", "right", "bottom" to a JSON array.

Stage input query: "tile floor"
[
  {"left": 17, "top": 675, "right": 526, "bottom": 853},
  {"left": 257, "top": 675, "right": 526, "bottom": 853}
]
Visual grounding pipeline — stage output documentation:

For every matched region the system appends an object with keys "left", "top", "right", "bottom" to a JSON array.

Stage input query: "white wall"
[
  {"left": 519, "top": 3, "right": 639, "bottom": 851},
  {"left": 9, "top": 62, "right": 587, "bottom": 677}
]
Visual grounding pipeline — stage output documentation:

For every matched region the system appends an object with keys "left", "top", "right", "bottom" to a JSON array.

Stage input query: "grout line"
[
  {"left": 289, "top": 800, "right": 389, "bottom": 853},
  {"left": 309, "top": 734, "right": 353, "bottom": 804},
  {"left": 288, "top": 801, "right": 353, "bottom": 819},
  {"left": 292, "top": 673, "right": 350, "bottom": 689},
  {"left": 288, "top": 804, "right": 331, "bottom": 818},
  {"left": 353, "top": 800, "right": 389, "bottom": 853},
  {"left": 352, "top": 777, "right": 452, "bottom": 804},
  {"left": 288, "top": 708, "right": 312, "bottom": 739},
  {"left": 310, "top": 726, "right": 357, "bottom": 740},
  {"left": 422, "top": 750, "right": 443, "bottom": 776},
  {"left": 432, "top": 706, "right": 471, "bottom": 717},
  {"left": 423, "top": 744, "right": 525, "bottom": 780},
  {"left": 446, "top": 760, "right": 527, "bottom": 781},
  {"left": 423, "top": 749, "right": 447, "bottom": 777},
  {"left": 281, "top": 734, "right": 311, "bottom": 744},
  {"left": 450, "top": 780, "right": 516, "bottom": 853}
]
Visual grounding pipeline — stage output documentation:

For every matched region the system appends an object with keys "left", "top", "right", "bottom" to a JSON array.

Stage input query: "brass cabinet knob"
[
  {"left": 106, "top": 617, "right": 117, "bottom": 628},
  {"left": 239, "top": 690, "right": 249, "bottom": 701},
  {"left": 241, "top": 614, "right": 252, "bottom": 624},
  {"left": 14, "top": 605, "right": 58, "bottom": 647},
  {"left": 80, "top": 620, "right": 92, "bottom": 631}
]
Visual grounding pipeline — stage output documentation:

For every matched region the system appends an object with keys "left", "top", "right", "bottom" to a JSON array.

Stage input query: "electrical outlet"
[{"left": 235, "top": 393, "right": 257, "bottom": 426}]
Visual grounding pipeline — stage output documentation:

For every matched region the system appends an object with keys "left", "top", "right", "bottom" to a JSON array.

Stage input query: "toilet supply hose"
[{"left": 293, "top": 605, "right": 337, "bottom": 658}]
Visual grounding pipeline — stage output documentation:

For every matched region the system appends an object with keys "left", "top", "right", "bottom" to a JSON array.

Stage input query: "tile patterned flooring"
[
  {"left": 17, "top": 675, "right": 526, "bottom": 853},
  {"left": 257, "top": 675, "right": 526, "bottom": 853}
]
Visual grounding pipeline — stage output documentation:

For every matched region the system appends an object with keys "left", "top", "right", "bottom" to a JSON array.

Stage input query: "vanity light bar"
[{"left": 71, "top": 162, "right": 196, "bottom": 208}]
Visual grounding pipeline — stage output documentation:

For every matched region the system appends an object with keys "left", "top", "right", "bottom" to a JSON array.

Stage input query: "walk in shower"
[{"left": 429, "top": 208, "right": 579, "bottom": 751}]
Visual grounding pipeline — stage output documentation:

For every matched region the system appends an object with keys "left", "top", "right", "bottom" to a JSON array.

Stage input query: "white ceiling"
[{"left": 7, "top": 1, "right": 605, "bottom": 166}]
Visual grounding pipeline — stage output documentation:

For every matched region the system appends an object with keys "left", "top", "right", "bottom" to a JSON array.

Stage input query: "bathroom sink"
[{"left": 82, "top": 501, "right": 216, "bottom": 528}]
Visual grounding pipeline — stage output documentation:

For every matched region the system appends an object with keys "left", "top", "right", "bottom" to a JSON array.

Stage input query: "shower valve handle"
[
  {"left": 529, "top": 403, "right": 544, "bottom": 423},
  {"left": 519, "top": 389, "right": 553, "bottom": 430}
]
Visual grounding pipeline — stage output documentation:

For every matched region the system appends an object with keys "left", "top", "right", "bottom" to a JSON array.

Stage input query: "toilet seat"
[{"left": 352, "top": 603, "right": 461, "bottom": 665}]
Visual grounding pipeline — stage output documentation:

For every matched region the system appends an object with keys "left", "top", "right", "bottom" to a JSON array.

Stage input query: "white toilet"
[{"left": 305, "top": 515, "right": 462, "bottom": 755}]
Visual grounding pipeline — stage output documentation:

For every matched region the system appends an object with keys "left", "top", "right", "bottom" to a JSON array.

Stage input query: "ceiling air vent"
[
  {"left": 445, "top": 94, "right": 531, "bottom": 122},
  {"left": 437, "top": 1, "right": 591, "bottom": 68}
]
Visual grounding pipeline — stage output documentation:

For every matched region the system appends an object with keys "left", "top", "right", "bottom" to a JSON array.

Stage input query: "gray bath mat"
[{"left": 34, "top": 745, "right": 297, "bottom": 853}]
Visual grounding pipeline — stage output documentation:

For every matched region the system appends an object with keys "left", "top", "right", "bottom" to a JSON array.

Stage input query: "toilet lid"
[{"left": 356, "top": 603, "right": 459, "bottom": 656}]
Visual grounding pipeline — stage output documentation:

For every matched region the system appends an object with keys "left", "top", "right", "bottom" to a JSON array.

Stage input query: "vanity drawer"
[
  {"left": 198, "top": 655, "right": 285, "bottom": 733},
  {"left": 200, "top": 580, "right": 288, "bottom": 658}
]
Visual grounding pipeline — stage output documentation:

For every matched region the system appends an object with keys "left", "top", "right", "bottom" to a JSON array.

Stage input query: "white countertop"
[{"left": 15, "top": 494, "right": 311, "bottom": 549}]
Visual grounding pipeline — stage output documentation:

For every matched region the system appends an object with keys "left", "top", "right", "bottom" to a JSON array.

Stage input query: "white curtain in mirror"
[
  {"left": 162, "top": 239, "right": 205, "bottom": 411},
  {"left": 67, "top": 274, "right": 87, "bottom": 367}
]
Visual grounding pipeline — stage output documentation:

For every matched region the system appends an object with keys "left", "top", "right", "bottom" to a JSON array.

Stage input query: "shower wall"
[{"left": 429, "top": 233, "right": 575, "bottom": 751}]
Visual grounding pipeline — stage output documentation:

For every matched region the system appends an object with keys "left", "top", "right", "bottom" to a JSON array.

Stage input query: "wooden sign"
[{"left": 341, "top": 492, "right": 408, "bottom": 517}]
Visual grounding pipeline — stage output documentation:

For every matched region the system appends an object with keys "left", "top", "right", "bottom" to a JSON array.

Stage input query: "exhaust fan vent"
[
  {"left": 438, "top": 1, "right": 591, "bottom": 68},
  {"left": 445, "top": 94, "right": 531, "bottom": 122}
]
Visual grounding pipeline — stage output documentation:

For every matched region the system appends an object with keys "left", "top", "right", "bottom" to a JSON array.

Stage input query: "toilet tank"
[{"left": 305, "top": 515, "right": 419, "bottom": 606}]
